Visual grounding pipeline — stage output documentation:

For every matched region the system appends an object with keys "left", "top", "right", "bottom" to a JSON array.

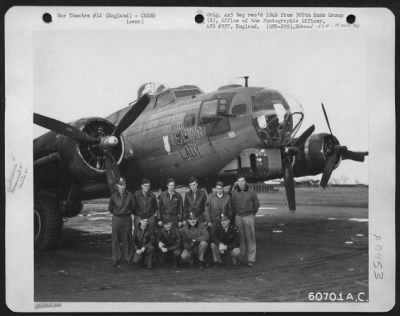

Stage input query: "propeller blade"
[
  {"left": 283, "top": 158, "right": 296, "bottom": 211},
  {"left": 112, "top": 94, "right": 150, "bottom": 137},
  {"left": 320, "top": 154, "right": 338, "bottom": 188},
  {"left": 321, "top": 103, "right": 333, "bottom": 135},
  {"left": 293, "top": 124, "right": 315, "bottom": 147},
  {"left": 104, "top": 153, "right": 121, "bottom": 193},
  {"left": 34, "top": 113, "right": 98, "bottom": 143},
  {"left": 340, "top": 148, "right": 368, "bottom": 162}
]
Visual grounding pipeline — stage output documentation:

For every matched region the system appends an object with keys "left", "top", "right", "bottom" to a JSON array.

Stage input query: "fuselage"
[
  {"left": 106, "top": 84, "right": 303, "bottom": 190},
  {"left": 34, "top": 83, "right": 305, "bottom": 200}
]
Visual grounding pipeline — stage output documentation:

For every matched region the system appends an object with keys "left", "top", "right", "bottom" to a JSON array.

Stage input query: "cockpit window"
[
  {"left": 184, "top": 113, "right": 196, "bottom": 127},
  {"left": 172, "top": 85, "right": 204, "bottom": 98},
  {"left": 137, "top": 82, "right": 168, "bottom": 99},
  {"left": 199, "top": 99, "right": 230, "bottom": 136},
  {"left": 232, "top": 103, "right": 247, "bottom": 116},
  {"left": 154, "top": 89, "right": 175, "bottom": 108},
  {"left": 199, "top": 100, "right": 218, "bottom": 124},
  {"left": 174, "top": 89, "right": 202, "bottom": 98}
]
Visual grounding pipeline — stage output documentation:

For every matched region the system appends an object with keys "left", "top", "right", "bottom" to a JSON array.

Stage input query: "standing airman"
[
  {"left": 183, "top": 176, "right": 208, "bottom": 223},
  {"left": 204, "top": 181, "right": 232, "bottom": 241},
  {"left": 231, "top": 175, "right": 260, "bottom": 267},
  {"left": 108, "top": 177, "right": 134, "bottom": 267},
  {"left": 132, "top": 178, "right": 158, "bottom": 230},
  {"left": 157, "top": 177, "right": 184, "bottom": 228}
]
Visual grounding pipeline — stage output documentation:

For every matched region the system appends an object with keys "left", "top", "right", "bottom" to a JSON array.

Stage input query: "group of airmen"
[{"left": 108, "top": 175, "right": 260, "bottom": 270}]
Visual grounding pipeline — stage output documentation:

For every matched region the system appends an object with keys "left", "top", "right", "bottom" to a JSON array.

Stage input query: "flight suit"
[
  {"left": 158, "top": 191, "right": 183, "bottom": 227},
  {"left": 183, "top": 189, "right": 208, "bottom": 223},
  {"left": 108, "top": 190, "right": 134, "bottom": 264}
]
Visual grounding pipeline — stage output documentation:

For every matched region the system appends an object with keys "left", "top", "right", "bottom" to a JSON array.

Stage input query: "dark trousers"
[
  {"left": 132, "top": 245, "right": 154, "bottom": 267},
  {"left": 112, "top": 215, "right": 133, "bottom": 263},
  {"left": 181, "top": 241, "right": 208, "bottom": 263},
  {"left": 203, "top": 222, "right": 217, "bottom": 264},
  {"left": 157, "top": 248, "right": 181, "bottom": 265},
  {"left": 210, "top": 243, "right": 240, "bottom": 264}
]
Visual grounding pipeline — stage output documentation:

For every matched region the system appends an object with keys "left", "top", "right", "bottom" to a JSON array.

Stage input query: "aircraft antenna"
[{"left": 232, "top": 75, "right": 250, "bottom": 87}]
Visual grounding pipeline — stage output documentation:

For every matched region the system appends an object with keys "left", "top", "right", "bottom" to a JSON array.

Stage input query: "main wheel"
[{"left": 34, "top": 196, "right": 63, "bottom": 250}]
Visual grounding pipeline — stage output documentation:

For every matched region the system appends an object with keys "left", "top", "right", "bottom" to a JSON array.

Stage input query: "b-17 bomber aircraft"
[{"left": 33, "top": 80, "right": 368, "bottom": 250}]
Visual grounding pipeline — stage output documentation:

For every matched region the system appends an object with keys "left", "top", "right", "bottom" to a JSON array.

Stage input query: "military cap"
[
  {"left": 215, "top": 181, "right": 224, "bottom": 188},
  {"left": 219, "top": 213, "right": 231, "bottom": 221},
  {"left": 116, "top": 177, "right": 126, "bottom": 186},
  {"left": 162, "top": 216, "right": 173, "bottom": 224},
  {"left": 166, "top": 177, "right": 175, "bottom": 185},
  {"left": 187, "top": 212, "right": 198, "bottom": 220},
  {"left": 141, "top": 178, "right": 151, "bottom": 185}
]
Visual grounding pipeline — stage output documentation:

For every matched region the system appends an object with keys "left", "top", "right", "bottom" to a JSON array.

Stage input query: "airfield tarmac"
[{"left": 34, "top": 187, "right": 368, "bottom": 303}]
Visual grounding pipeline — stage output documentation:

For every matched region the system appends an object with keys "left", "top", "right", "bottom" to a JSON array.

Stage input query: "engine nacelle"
[
  {"left": 218, "top": 148, "right": 283, "bottom": 183},
  {"left": 34, "top": 117, "right": 125, "bottom": 188},
  {"left": 294, "top": 133, "right": 341, "bottom": 177}
]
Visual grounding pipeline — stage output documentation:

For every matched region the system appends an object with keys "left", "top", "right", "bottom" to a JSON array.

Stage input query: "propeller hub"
[
  {"left": 78, "top": 119, "right": 125, "bottom": 172},
  {"left": 100, "top": 136, "right": 119, "bottom": 148}
]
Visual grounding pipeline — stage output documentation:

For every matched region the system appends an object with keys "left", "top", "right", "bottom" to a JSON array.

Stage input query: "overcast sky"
[{"left": 34, "top": 29, "right": 369, "bottom": 184}]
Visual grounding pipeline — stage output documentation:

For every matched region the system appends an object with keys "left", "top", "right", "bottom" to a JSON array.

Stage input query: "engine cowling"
[
  {"left": 293, "top": 133, "right": 341, "bottom": 177},
  {"left": 34, "top": 117, "right": 125, "bottom": 187}
]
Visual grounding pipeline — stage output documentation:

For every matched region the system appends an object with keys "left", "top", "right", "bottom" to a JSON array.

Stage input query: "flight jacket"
[
  {"left": 181, "top": 222, "right": 209, "bottom": 250},
  {"left": 214, "top": 222, "right": 240, "bottom": 250},
  {"left": 158, "top": 227, "right": 182, "bottom": 251},
  {"left": 158, "top": 191, "right": 184, "bottom": 221},
  {"left": 183, "top": 189, "right": 208, "bottom": 219},
  {"left": 133, "top": 190, "right": 158, "bottom": 219},
  {"left": 204, "top": 192, "right": 232, "bottom": 223},
  {"left": 108, "top": 191, "right": 134, "bottom": 216},
  {"left": 132, "top": 225, "right": 154, "bottom": 249},
  {"left": 231, "top": 184, "right": 260, "bottom": 217}
]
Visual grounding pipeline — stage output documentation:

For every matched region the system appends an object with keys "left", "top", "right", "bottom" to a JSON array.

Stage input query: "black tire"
[{"left": 34, "top": 196, "right": 63, "bottom": 250}]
